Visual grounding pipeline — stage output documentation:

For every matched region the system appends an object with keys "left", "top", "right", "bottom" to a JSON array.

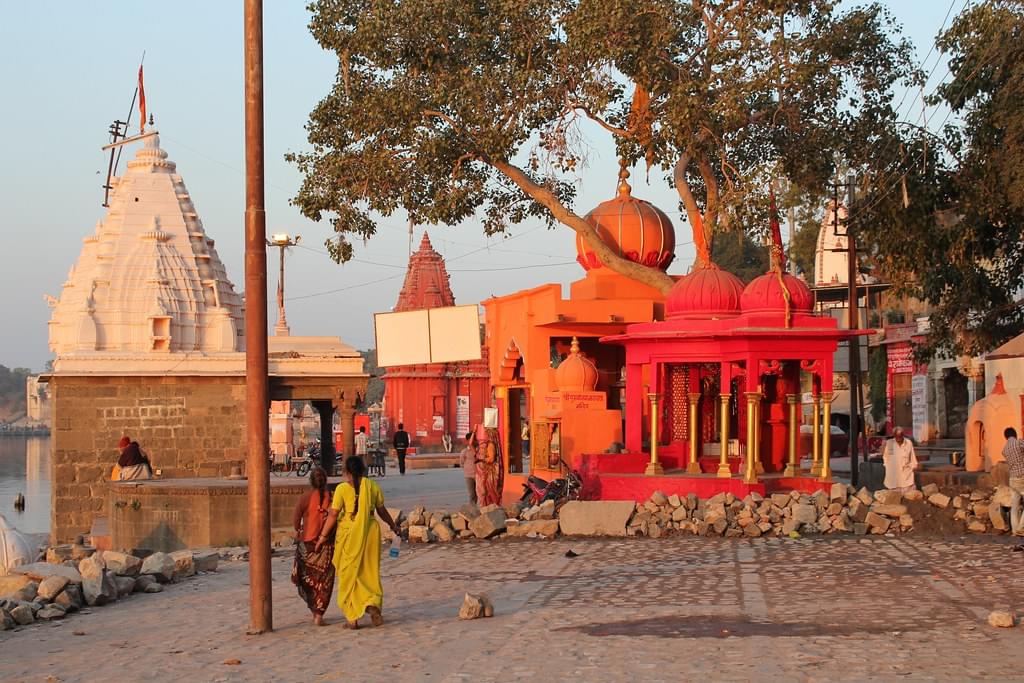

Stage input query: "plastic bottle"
[{"left": 388, "top": 536, "right": 401, "bottom": 558}]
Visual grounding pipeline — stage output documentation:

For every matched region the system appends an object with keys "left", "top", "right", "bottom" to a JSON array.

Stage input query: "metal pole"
[
  {"left": 244, "top": 0, "right": 272, "bottom": 635},
  {"left": 846, "top": 170, "right": 862, "bottom": 488}
]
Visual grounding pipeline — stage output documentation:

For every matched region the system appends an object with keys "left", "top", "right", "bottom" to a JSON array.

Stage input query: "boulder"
[
  {"left": 829, "top": 483, "right": 848, "bottom": 503},
  {"left": 36, "top": 605, "right": 66, "bottom": 620},
  {"left": 536, "top": 500, "right": 556, "bottom": 520},
  {"left": 770, "top": 493, "right": 791, "bottom": 508},
  {"left": 193, "top": 550, "right": 219, "bottom": 573},
  {"left": 871, "top": 504, "right": 908, "bottom": 518},
  {"left": 83, "top": 572, "right": 118, "bottom": 606},
  {"left": 865, "top": 511, "right": 892, "bottom": 533},
  {"left": 407, "top": 525, "right": 431, "bottom": 543},
  {"left": 0, "top": 574, "right": 33, "bottom": 599},
  {"left": 650, "top": 490, "right": 669, "bottom": 506},
  {"left": 143, "top": 582, "right": 164, "bottom": 594},
  {"left": 928, "top": 493, "right": 952, "bottom": 509},
  {"left": 989, "top": 504, "right": 1009, "bottom": 531},
  {"left": 432, "top": 523, "right": 455, "bottom": 543},
  {"left": 133, "top": 575, "right": 156, "bottom": 593},
  {"left": 874, "top": 489, "right": 903, "bottom": 505},
  {"left": 671, "top": 507, "right": 689, "bottom": 522},
  {"left": 921, "top": 483, "right": 940, "bottom": 497},
  {"left": 668, "top": 494, "right": 682, "bottom": 508},
  {"left": 46, "top": 545, "right": 74, "bottom": 564},
  {"left": 11, "top": 582, "right": 38, "bottom": 603},
  {"left": 903, "top": 489, "right": 924, "bottom": 501},
  {"left": 506, "top": 519, "right": 559, "bottom": 538},
  {"left": 37, "top": 575, "right": 70, "bottom": 602},
  {"left": 502, "top": 503, "right": 524, "bottom": 520},
  {"left": 430, "top": 510, "right": 451, "bottom": 527},
  {"left": 9, "top": 603, "right": 34, "bottom": 625},
  {"left": 102, "top": 551, "right": 142, "bottom": 577},
  {"left": 743, "top": 523, "right": 762, "bottom": 538},
  {"left": 54, "top": 584, "right": 83, "bottom": 612},
  {"left": 458, "top": 593, "right": 493, "bottom": 620},
  {"left": 407, "top": 507, "right": 427, "bottom": 526},
  {"left": 459, "top": 503, "right": 480, "bottom": 519},
  {"left": 992, "top": 486, "right": 1014, "bottom": 508},
  {"left": 469, "top": 509, "right": 507, "bottom": 539},
  {"left": 451, "top": 514, "right": 469, "bottom": 532},
  {"left": 792, "top": 504, "right": 818, "bottom": 525},
  {"left": 558, "top": 501, "right": 636, "bottom": 537},
  {"left": 140, "top": 552, "right": 176, "bottom": 583},
  {"left": 987, "top": 610, "right": 1016, "bottom": 628},
  {"left": 11, "top": 562, "right": 82, "bottom": 584},
  {"left": 113, "top": 576, "right": 136, "bottom": 598},
  {"left": 169, "top": 550, "right": 196, "bottom": 579},
  {"left": 78, "top": 554, "right": 105, "bottom": 581}
]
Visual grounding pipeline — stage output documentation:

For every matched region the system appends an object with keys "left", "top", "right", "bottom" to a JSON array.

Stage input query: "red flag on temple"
[{"left": 138, "top": 65, "right": 146, "bottom": 134}]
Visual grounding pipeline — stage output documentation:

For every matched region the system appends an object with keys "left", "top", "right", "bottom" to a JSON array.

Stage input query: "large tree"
[
  {"left": 854, "top": 0, "right": 1024, "bottom": 357},
  {"left": 292, "top": 0, "right": 914, "bottom": 294}
]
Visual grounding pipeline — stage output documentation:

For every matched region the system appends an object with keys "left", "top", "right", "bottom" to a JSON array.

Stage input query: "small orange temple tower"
[{"left": 383, "top": 233, "right": 490, "bottom": 450}]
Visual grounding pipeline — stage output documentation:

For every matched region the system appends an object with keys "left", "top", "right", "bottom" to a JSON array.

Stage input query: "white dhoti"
[{"left": 883, "top": 438, "right": 918, "bottom": 491}]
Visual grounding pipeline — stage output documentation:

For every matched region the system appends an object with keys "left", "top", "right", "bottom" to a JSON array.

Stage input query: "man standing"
[
  {"left": 393, "top": 423, "right": 410, "bottom": 476},
  {"left": 459, "top": 432, "right": 477, "bottom": 504},
  {"left": 883, "top": 426, "right": 918, "bottom": 493},
  {"left": 355, "top": 426, "right": 369, "bottom": 469},
  {"left": 1001, "top": 427, "right": 1024, "bottom": 536}
]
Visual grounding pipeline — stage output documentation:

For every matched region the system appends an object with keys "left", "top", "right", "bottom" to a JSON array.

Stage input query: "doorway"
[
  {"left": 892, "top": 372, "right": 912, "bottom": 432},
  {"left": 506, "top": 386, "right": 528, "bottom": 474}
]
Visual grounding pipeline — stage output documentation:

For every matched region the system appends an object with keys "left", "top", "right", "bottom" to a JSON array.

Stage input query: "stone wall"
[{"left": 50, "top": 375, "right": 247, "bottom": 543}]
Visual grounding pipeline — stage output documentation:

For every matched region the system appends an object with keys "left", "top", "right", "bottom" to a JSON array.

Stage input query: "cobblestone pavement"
[{"left": 3, "top": 535, "right": 1023, "bottom": 682}]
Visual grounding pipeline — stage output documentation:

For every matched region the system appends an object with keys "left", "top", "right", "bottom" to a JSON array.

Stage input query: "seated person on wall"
[{"left": 115, "top": 435, "right": 153, "bottom": 481}]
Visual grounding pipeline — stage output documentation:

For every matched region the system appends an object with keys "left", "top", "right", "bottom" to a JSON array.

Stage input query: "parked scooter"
[{"left": 519, "top": 459, "right": 582, "bottom": 506}]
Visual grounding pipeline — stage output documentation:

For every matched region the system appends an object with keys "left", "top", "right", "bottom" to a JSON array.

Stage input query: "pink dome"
[
  {"left": 555, "top": 338, "right": 599, "bottom": 392},
  {"left": 740, "top": 272, "right": 814, "bottom": 314},
  {"left": 665, "top": 265, "right": 744, "bottom": 319}
]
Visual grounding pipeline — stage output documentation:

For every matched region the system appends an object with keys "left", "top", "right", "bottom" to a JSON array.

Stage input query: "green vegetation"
[
  {"left": 0, "top": 364, "right": 32, "bottom": 422},
  {"left": 359, "top": 350, "right": 385, "bottom": 407}
]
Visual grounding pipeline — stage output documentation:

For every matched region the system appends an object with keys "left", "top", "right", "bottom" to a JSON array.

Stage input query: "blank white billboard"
[{"left": 375, "top": 304, "right": 481, "bottom": 367}]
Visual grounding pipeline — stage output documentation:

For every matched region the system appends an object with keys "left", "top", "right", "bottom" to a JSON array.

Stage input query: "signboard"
[
  {"left": 456, "top": 396, "right": 470, "bottom": 435},
  {"left": 483, "top": 407, "right": 498, "bottom": 428},
  {"left": 375, "top": 304, "right": 481, "bottom": 367},
  {"left": 888, "top": 343, "right": 914, "bottom": 374},
  {"left": 432, "top": 415, "right": 444, "bottom": 432},
  {"left": 911, "top": 374, "right": 928, "bottom": 442},
  {"left": 560, "top": 391, "right": 606, "bottom": 411}
]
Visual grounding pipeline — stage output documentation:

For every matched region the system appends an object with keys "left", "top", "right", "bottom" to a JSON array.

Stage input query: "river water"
[{"left": 0, "top": 436, "right": 50, "bottom": 535}]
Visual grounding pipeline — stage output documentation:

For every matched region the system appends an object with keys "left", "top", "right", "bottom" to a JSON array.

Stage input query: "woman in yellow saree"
[{"left": 315, "top": 455, "right": 401, "bottom": 629}]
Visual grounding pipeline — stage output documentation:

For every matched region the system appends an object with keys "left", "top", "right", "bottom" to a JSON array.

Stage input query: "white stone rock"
[
  {"left": 36, "top": 575, "right": 70, "bottom": 602},
  {"left": 83, "top": 572, "right": 118, "bottom": 606},
  {"left": 432, "top": 523, "right": 455, "bottom": 543},
  {"left": 78, "top": 554, "right": 105, "bottom": 581},
  {"left": 792, "top": 504, "right": 818, "bottom": 525},
  {"left": 928, "top": 493, "right": 952, "bottom": 509},
  {"left": 192, "top": 550, "right": 219, "bottom": 573},
  {"left": 37, "top": 605, "right": 66, "bottom": 621},
  {"left": 102, "top": 551, "right": 142, "bottom": 577},
  {"left": 506, "top": 519, "right": 559, "bottom": 538},
  {"left": 407, "top": 526, "right": 431, "bottom": 543},
  {"left": 12, "top": 562, "right": 82, "bottom": 584},
  {"left": 169, "top": 550, "right": 196, "bottom": 579},
  {"left": 558, "top": 501, "right": 636, "bottom": 537},
  {"left": 469, "top": 509, "right": 507, "bottom": 539},
  {"left": 140, "top": 552, "right": 176, "bottom": 583}
]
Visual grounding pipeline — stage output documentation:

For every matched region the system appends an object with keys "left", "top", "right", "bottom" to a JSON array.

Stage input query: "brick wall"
[{"left": 50, "top": 375, "right": 247, "bottom": 542}]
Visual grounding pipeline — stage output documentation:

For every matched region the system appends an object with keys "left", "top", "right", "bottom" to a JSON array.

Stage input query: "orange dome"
[
  {"left": 665, "top": 264, "right": 744, "bottom": 319},
  {"left": 555, "top": 337, "right": 599, "bottom": 392},
  {"left": 740, "top": 272, "right": 814, "bottom": 314},
  {"left": 576, "top": 171, "right": 675, "bottom": 272}
]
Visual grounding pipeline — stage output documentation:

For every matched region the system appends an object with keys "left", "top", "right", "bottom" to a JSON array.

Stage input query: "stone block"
[
  {"left": 922, "top": 483, "right": 940, "bottom": 497},
  {"left": 54, "top": 584, "right": 83, "bottom": 612},
  {"left": 78, "top": 554, "right": 105, "bottom": 583},
  {"left": 781, "top": 518, "right": 800, "bottom": 535},
  {"left": 853, "top": 523, "right": 869, "bottom": 536},
  {"left": 114, "top": 576, "right": 136, "bottom": 598},
  {"left": 855, "top": 487, "right": 873, "bottom": 505},
  {"left": 169, "top": 550, "right": 196, "bottom": 579},
  {"left": 829, "top": 483, "right": 848, "bottom": 504},
  {"left": 668, "top": 494, "right": 682, "bottom": 508},
  {"left": 133, "top": 575, "right": 156, "bottom": 593},
  {"left": 557, "top": 501, "right": 635, "bottom": 537},
  {"left": 899, "top": 514, "right": 914, "bottom": 528},
  {"left": 458, "top": 593, "right": 493, "bottom": 620},
  {"left": 874, "top": 489, "right": 903, "bottom": 505},
  {"left": 536, "top": 500, "right": 556, "bottom": 520},
  {"left": 102, "top": 551, "right": 142, "bottom": 577},
  {"left": 992, "top": 486, "right": 1014, "bottom": 508},
  {"left": 989, "top": 504, "right": 1009, "bottom": 531},
  {"left": 671, "top": 507, "right": 689, "bottom": 522},
  {"left": 36, "top": 605, "right": 66, "bottom": 621},
  {"left": 743, "top": 523, "right": 762, "bottom": 538},
  {"left": 0, "top": 574, "right": 33, "bottom": 599},
  {"left": 36, "top": 575, "right": 70, "bottom": 602},
  {"left": 988, "top": 610, "right": 1016, "bottom": 628},
  {"left": 506, "top": 519, "right": 559, "bottom": 537},
  {"left": 973, "top": 502, "right": 991, "bottom": 518},
  {"left": 9, "top": 604, "right": 34, "bottom": 625},
  {"left": 140, "top": 552, "right": 176, "bottom": 583},
  {"left": 407, "top": 525, "right": 431, "bottom": 543},
  {"left": 865, "top": 511, "right": 891, "bottom": 533},
  {"left": 870, "top": 504, "right": 908, "bottom": 518},
  {"left": 432, "top": 523, "right": 455, "bottom": 543},
  {"left": 83, "top": 572, "right": 118, "bottom": 606},
  {"left": 650, "top": 490, "right": 669, "bottom": 506},
  {"left": 451, "top": 514, "right": 469, "bottom": 531},
  {"left": 770, "top": 493, "right": 792, "bottom": 508},
  {"left": 928, "top": 493, "right": 952, "bottom": 509},
  {"left": 11, "top": 582, "right": 38, "bottom": 603},
  {"left": 469, "top": 509, "right": 507, "bottom": 539},
  {"left": 792, "top": 504, "right": 818, "bottom": 525},
  {"left": 46, "top": 545, "right": 74, "bottom": 564},
  {"left": 967, "top": 518, "right": 988, "bottom": 533},
  {"left": 193, "top": 550, "right": 219, "bottom": 573},
  {"left": 903, "top": 489, "right": 923, "bottom": 501},
  {"left": 12, "top": 563, "right": 82, "bottom": 584}
]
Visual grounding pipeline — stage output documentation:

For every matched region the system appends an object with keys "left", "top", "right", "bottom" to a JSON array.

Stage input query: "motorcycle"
[{"left": 519, "top": 459, "right": 582, "bottom": 506}]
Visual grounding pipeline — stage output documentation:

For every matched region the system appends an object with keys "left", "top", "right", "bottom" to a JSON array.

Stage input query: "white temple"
[
  {"left": 47, "top": 133, "right": 244, "bottom": 362},
  {"left": 814, "top": 201, "right": 851, "bottom": 286}
]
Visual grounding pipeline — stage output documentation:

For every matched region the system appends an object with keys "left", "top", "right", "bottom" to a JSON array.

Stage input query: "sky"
[{"left": 0, "top": 0, "right": 961, "bottom": 371}]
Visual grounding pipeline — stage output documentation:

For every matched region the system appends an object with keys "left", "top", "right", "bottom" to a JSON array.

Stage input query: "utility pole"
[
  {"left": 244, "top": 0, "right": 272, "bottom": 635},
  {"left": 267, "top": 233, "right": 300, "bottom": 336},
  {"left": 845, "top": 169, "right": 863, "bottom": 489}
]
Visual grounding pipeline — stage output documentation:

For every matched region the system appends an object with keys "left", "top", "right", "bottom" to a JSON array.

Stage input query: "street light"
[{"left": 266, "top": 233, "right": 300, "bottom": 336}]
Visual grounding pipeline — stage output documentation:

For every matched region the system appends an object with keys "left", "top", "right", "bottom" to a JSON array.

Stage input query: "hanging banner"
[{"left": 456, "top": 396, "right": 470, "bottom": 435}]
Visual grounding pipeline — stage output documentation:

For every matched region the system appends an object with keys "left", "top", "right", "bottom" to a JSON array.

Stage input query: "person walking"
[
  {"left": 474, "top": 425, "right": 504, "bottom": 507},
  {"left": 315, "top": 456, "right": 401, "bottom": 629},
  {"left": 291, "top": 466, "right": 334, "bottom": 626},
  {"left": 393, "top": 423, "right": 410, "bottom": 475},
  {"left": 355, "top": 426, "right": 369, "bottom": 469},
  {"left": 882, "top": 426, "right": 918, "bottom": 493},
  {"left": 459, "top": 432, "right": 477, "bottom": 505},
  {"left": 1001, "top": 427, "right": 1024, "bottom": 536}
]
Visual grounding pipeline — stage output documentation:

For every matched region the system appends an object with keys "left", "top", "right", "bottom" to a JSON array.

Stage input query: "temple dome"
[
  {"left": 740, "top": 272, "right": 814, "bottom": 315},
  {"left": 665, "top": 264, "right": 744, "bottom": 319},
  {"left": 555, "top": 338, "right": 599, "bottom": 392},
  {"left": 576, "top": 170, "right": 675, "bottom": 272}
]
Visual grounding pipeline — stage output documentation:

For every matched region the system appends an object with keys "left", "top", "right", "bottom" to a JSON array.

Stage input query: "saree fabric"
[
  {"left": 331, "top": 477, "right": 385, "bottom": 622},
  {"left": 475, "top": 428, "right": 504, "bottom": 507}
]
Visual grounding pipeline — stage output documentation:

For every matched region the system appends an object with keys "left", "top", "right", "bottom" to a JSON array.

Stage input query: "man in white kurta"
[{"left": 883, "top": 427, "right": 918, "bottom": 493}]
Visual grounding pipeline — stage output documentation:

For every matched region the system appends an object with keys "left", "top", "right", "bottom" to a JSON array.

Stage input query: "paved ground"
[{"left": 3, "top": 533, "right": 1024, "bottom": 683}]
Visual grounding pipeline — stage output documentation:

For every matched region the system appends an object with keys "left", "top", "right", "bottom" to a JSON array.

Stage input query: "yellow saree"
[{"left": 331, "top": 477, "right": 385, "bottom": 622}]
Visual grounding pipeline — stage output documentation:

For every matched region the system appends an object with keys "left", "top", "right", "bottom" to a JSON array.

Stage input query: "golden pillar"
[
  {"left": 744, "top": 392, "right": 759, "bottom": 484},
  {"left": 687, "top": 392, "right": 702, "bottom": 473},
  {"left": 783, "top": 394, "right": 799, "bottom": 477},
  {"left": 818, "top": 392, "right": 833, "bottom": 481},
  {"left": 717, "top": 394, "right": 731, "bottom": 477},
  {"left": 810, "top": 394, "right": 822, "bottom": 476},
  {"left": 645, "top": 393, "right": 664, "bottom": 476},
  {"left": 754, "top": 389, "right": 764, "bottom": 474}
]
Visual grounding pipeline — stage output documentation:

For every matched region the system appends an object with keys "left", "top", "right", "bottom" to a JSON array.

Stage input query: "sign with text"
[{"left": 374, "top": 304, "right": 481, "bottom": 367}]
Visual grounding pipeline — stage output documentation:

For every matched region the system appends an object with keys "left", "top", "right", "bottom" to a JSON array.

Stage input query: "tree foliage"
[
  {"left": 711, "top": 231, "right": 768, "bottom": 284},
  {"left": 854, "top": 0, "right": 1024, "bottom": 357},
  {"left": 292, "top": 0, "right": 914, "bottom": 293}
]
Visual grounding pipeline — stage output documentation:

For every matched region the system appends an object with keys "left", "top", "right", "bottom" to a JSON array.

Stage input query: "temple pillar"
[
  {"left": 819, "top": 392, "right": 833, "bottom": 481},
  {"left": 744, "top": 392, "right": 760, "bottom": 484},
  {"left": 687, "top": 392, "right": 701, "bottom": 473},
  {"left": 810, "top": 391, "right": 822, "bottom": 477},
  {"left": 783, "top": 394, "right": 799, "bottom": 476},
  {"left": 717, "top": 362, "right": 733, "bottom": 478},
  {"left": 335, "top": 394, "right": 357, "bottom": 461},
  {"left": 312, "top": 399, "right": 335, "bottom": 474},
  {"left": 625, "top": 362, "right": 643, "bottom": 452},
  {"left": 645, "top": 392, "right": 664, "bottom": 475}
]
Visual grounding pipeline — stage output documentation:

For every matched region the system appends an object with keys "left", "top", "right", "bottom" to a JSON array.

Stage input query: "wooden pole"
[{"left": 244, "top": 0, "right": 272, "bottom": 635}]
